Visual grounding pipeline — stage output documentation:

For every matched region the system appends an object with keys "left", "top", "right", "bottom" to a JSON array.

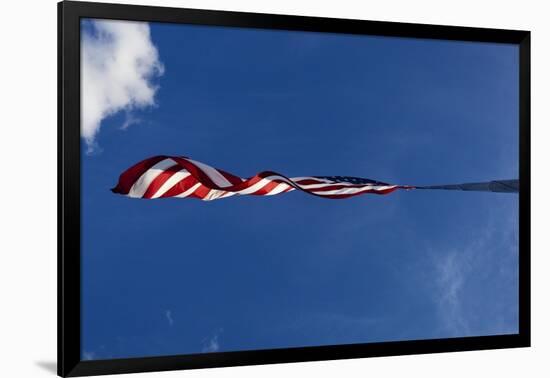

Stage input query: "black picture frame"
[{"left": 58, "top": 1, "right": 530, "bottom": 376}]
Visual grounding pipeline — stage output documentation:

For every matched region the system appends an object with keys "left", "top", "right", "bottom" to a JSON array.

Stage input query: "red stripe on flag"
[
  {"left": 111, "top": 155, "right": 167, "bottom": 194},
  {"left": 294, "top": 178, "right": 331, "bottom": 185},
  {"left": 251, "top": 180, "right": 281, "bottom": 195},
  {"left": 219, "top": 169, "right": 244, "bottom": 186},
  {"left": 142, "top": 164, "right": 182, "bottom": 199},
  {"left": 159, "top": 176, "right": 199, "bottom": 198},
  {"left": 318, "top": 186, "right": 401, "bottom": 198}
]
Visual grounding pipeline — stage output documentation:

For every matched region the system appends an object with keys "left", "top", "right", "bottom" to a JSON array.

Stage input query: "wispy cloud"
[
  {"left": 121, "top": 113, "right": 142, "bottom": 130},
  {"left": 82, "top": 350, "right": 96, "bottom": 361},
  {"left": 432, "top": 202, "right": 519, "bottom": 337},
  {"left": 165, "top": 310, "right": 174, "bottom": 326},
  {"left": 202, "top": 329, "right": 222, "bottom": 353},
  {"left": 435, "top": 250, "right": 472, "bottom": 336},
  {"left": 81, "top": 19, "right": 164, "bottom": 152}
]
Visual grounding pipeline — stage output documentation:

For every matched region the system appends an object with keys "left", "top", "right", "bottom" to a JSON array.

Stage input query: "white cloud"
[
  {"left": 82, "top": 350, "right": 96, "bottom": 361},
  {"left": 432, "top": 203, "right": 519, "bottom": 337},
  {"left": 202, "top": 331, "right": 221, "bottom": 353},
  {"left": 165, "top": 310, "right": 174, "bottom": 326},
  {"left": 121, "top": 112, "right": 141, "bottom": 130},
  {"left": 81, "top": 19, "right": 164, "bottom": 152},
  {"left": 435, "top": 250, "right": 471, "bottom": 336}
]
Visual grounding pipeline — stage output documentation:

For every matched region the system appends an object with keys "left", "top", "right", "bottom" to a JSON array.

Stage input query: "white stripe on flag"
[
  {"left": 186, "top": 158, "right": 233, "bottom": 188},
  {"left": 235, "top": 176, "right": 282, "bottom": 195},
  {"left": 128, "top": 158, "right": 176, "bottom": 198},
  {"left": 151, "top": 169, "right": 191, "bottom": 199},
  {"left": 296, "top": 182, "right": 365, "bottom": 190},
  {"left": 292, "top": 177, "right": 334, "bottom": 184},
  {"left": 174, "top": 182, "right": 202, "bottom": 198},
  {"left": 313, "top": 185, "right": 397, "bottom": 195},
  {"left": 266, "top": 183, "right": 292, "bottom": 195},
  {"left": 203, "top": 189, "right": 230, "bottom": 201}
]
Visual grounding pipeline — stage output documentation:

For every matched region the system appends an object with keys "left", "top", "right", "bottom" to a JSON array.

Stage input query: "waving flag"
[
  {"left": 111, "top": 156, "right": 519, "bottom": 201},
  {"left": 111, "top": 155, "right": 415, "bottom": 201}
]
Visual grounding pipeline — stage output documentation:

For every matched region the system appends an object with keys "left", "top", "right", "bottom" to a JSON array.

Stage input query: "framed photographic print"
[{"left": 58, "top": 1, "right": 530, "bottom": 376}]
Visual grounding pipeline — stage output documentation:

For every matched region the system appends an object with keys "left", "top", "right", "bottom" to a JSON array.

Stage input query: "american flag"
[{"left": 111, "top": 156, "right": 414, "bottom": 201}]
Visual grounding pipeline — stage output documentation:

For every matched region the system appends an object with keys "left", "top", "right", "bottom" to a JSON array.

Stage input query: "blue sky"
[{"left": 80, "top": 19, "right": 519, "bottom": 360}]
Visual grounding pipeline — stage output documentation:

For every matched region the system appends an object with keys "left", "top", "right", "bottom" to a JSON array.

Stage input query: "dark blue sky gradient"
[{"left": 81, "top": 21, "right": 519, "bottom": 359}]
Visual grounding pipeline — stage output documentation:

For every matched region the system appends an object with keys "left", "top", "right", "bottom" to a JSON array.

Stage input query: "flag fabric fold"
[{"left": 111, "top": 156, "right": 413, "bottom": 201}]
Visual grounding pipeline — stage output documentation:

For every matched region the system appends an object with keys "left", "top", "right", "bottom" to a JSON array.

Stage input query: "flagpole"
[{"left": 414, "top": 179, "right": 519, "bottom": 193}]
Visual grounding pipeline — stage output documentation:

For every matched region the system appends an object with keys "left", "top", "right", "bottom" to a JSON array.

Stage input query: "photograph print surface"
[{"left": 80, "top": 18, "right": 519, "bottom": 360}]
